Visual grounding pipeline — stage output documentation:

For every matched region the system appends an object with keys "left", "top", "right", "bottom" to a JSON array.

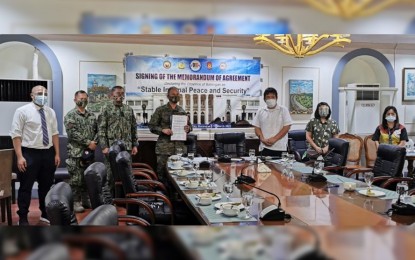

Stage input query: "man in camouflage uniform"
[
  {"left": 64, "top": 90, "right": 97, "bottom": 213},
  {"left": 98, "top": 86, "right": 138, "bottom": 195},
  {"left": 149, "top": 86, "right": 192, "bottom": 182}
]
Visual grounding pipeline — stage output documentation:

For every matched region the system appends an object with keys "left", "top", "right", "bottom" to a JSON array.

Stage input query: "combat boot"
[{"left": 74, "top": 201, "right": 85, "bottom": 213}]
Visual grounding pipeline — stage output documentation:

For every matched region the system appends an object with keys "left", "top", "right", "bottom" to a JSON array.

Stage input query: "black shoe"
[
  {"left": 18, "top": 217, "right": 29, "bottom": 226},
  {"left": 40, "top": 213, "right": 50, "bottom": 224}
]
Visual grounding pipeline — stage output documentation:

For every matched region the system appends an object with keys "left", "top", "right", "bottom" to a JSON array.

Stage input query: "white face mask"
[
  {"left": 385, "top": 115, "right": 396, "bottom": 122},
  {"left": 265, "top": 98, "right": 277, "bottom": 108},
  {"left": 33, "top": 95, "right": 47, "bottom": 106}
]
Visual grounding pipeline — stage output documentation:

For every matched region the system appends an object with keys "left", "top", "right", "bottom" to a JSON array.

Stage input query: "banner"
[{"left": 125, "top": 56, "right": 261, "bottom": 127}]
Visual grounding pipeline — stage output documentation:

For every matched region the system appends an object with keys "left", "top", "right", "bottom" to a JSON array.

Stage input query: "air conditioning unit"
[
  {"left": 0, "top": 79, "right": 52, "bottom": 135},
  {"left": 339, "top": 83, "right": 381, "bottom": 135}
]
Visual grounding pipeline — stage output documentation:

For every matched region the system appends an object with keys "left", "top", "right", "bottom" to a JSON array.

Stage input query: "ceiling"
[{"left": 32, "top": 34, "right": 415, "bottom": 54}]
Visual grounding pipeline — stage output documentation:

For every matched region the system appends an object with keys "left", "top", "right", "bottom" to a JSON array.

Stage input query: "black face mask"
[{"left": 169, "top": 96, "right": 180, "bottom": 103}]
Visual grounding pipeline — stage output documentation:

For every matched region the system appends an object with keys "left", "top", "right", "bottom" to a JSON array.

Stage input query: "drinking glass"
[
  {"left": 193, "top": 161, "right": 200, "bottom": 177},
  {"left": 241, "top": 191, "right": 254, "bottom": 219},
  {"left": 204, "top": 169, "right": 213, "bottom": 186},
  {"left": 176, "top": 147, "right": 183, "bottom": 159},
  {"left": 188, "top": 152, "right": 194, "bottom": 164},
  {"left": 248, "top": 149, "right": 256, "bottom": 162},
  {"left": 314, "top": 160, "right": 323, "bottom": 174},
  {"left": 287, "top": 154, "right": 295, "bottom": 169},
  {"left": 396, "top": 182, "right": 409, "bottom": 200},
  {"left": 364, "top": 172, "right": 374, "bottom": 192},
  {"left": 223, "top": 181, "right": 234, "bottom": 200}
]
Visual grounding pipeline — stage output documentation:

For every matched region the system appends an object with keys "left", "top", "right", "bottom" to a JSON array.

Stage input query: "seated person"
[
  {"left": 372, "top": 106, "right": 408, "bottom": 148},
  {"left": 305, "top": 102, "right": 340, "bottom": 159}
]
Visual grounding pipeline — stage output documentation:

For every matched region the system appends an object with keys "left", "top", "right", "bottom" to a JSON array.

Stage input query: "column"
[
  {"left": 197, "top": 94, "right": 201, "bottom": 124},
  {"left": 204, "top": 94, "right": 209, "bottom": 124},
  {"left": 190, "top": 94, "right": 194, "bottom": 124}
]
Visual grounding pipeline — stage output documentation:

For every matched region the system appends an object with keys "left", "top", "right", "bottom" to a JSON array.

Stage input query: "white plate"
[
  {"left": 178, "top": 181, "right": 190, "bottom": 186},
  {"left": 214, "top": 202, "right": 245, "bottom": 211},
  {"left": 358, "top": 189, "right": 386, "bottom": 197},
  {"left": 174, "top": 170, "right": 194, "bottom": 176},
  {"left": 196, "top": 193, "right": 222, "bottom": 201},
  {"left": 170, "top": 165, "right": 183, "bottom": 170},
  {"left": 231, "top": 158, "right": 244, "bottom": 162}
]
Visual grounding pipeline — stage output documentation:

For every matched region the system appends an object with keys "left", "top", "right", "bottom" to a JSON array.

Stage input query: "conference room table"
[{"left": 166, "top": 157, "right": 415, "bottom": 227}]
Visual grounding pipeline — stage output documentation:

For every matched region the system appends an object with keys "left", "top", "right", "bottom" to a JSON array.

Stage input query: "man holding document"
[{"left": 149, "top": 87, "right": 192, "bottom": 181}]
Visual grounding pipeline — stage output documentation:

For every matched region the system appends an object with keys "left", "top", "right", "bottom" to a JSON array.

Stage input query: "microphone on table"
[
  {"left": 234, "top": 175, "right": 288, "bottom": 221},
  {"left": 307, "top": 148, "right": 335, "bottom": 182}
]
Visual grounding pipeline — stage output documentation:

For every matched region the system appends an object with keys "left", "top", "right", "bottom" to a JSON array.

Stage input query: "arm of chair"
[
  {"left": 372, "top": 176, "right": 391, "bottom": 187},
  {"left": 134, "top": 180, "right": 167, "bottom": 193},
  {"left": 126, "top": 192, "right": 174, "bottom": 225},
  {"left": 380, "top": 177, "right": 414, "bottom": 190},
  {"left": 291, "top": 151, "right": 302, "bottom": 162},
  {"left": 323, "top": 165, "right": 345, "bottom": 172},
  {"left": 112, "top": 198, "right": 156, "bottom": 225},
  {"left": 132, "top": 168, "right": 158, "bottom": 180},
  {"left": 132, "top": 171, "right": 153, "bottom": 180},
  {"left": 345, "top": 168, "right": 373, "bottom": 178},
  {"left": 409, "top": 188, "right": 415, "bottom": 196},
  {"left": 132, "top": 162, "right": 154, "bottom": 171},
  {"left": 117, "top": 215, "right": 151, "bottom": 226}
]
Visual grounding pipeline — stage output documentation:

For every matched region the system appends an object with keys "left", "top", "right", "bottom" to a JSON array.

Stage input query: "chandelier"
[
  {"left": 304, "top": 0, "right": 404, "bottom": 19},
  {"left": 253, "top": 34, "right": 351, "bottom": 58}
]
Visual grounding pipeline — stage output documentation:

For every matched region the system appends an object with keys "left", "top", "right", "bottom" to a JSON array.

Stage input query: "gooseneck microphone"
[
  {"left": 234, "top": 176, "right": 287, "bottom": 221},
  {"left": 308, "top": 148, "right": 335, "bottom": 182}
]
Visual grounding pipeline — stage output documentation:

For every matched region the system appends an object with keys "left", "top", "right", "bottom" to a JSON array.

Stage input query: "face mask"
[
  {"left": 265, "top": 98, "right": 277, "bottom": 108},
  {"left": 385, "top": 115, "right": 396, "bottom": 122},
  {"left": 113, "top": 96, "right": 124, "bottom": 106},
  {"left": 33, "top": 95, "right": 47, "bottom": 106},
  {"left": 76, "top": 100, "right": 88, "bottom": 108},
  {"left": 319, "top": 108, "right": 329, "bottom": 117},
  {"left": 169, "top": 96, "right": 180, "bottom": 104}
]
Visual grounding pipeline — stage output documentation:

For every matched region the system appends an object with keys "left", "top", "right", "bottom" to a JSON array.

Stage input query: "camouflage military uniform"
[
  {"left": 64, "top": 108, "right": 97, "bottom": 203},
  {"left": 148, "top": 103, "right": 192, "bottom": 181},
  {"left": 98, "top": 102, "right": 138, "bottom": 193}
]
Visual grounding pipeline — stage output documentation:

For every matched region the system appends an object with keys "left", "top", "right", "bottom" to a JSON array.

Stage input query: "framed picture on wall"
[
  {"left": 288, "top": 79, "right": 313, "bottom": 114},
  {"left": 402, "top": 68, "right": 415, "bottom": 101}
]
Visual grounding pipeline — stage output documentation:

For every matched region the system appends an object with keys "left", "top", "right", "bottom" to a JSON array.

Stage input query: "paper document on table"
[{"left": 171, "top": 115, "right": 187, "bottom": 141}]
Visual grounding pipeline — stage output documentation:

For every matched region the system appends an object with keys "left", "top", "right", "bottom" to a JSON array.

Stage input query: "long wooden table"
[{"left": 167, "top": 159, "right": 415, "bottom": 226}]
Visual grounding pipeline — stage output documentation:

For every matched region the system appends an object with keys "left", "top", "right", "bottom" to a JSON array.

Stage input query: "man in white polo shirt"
[
  {"left": 10, "top": 85, "right": 60, "bottom": 225},
  {"left": 252, "top": 87, "right": 292, "bottom": 157}
]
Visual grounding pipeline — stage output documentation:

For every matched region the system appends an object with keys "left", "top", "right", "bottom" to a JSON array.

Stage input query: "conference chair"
[
  {"left": 214, "top": 132, "right": 246, "bottom": 158},
  {"left": 116, "top": 151, "right": 174, "bottom": 225},
  {"left": 287, "top": 130, "right": 308, "bottom": 162},
  {"left": 346, "top": 144, "right": 407, "bottom": 189},
  {"left": 321, "top": 138, "right": 350, "bottom": 175},
  {"left": 54, "top": 135, "right": 70, "bottom": 183},
  {"left": 0, "top": 149, "right": 13, "bottom": 225},
  {"left": 84, "top": 162, "right": 156, "bottom": 225},
  {"left": 184, "top": 133, "right": 198, "bottom": 156},
  {"left": 364, "top": 134, "right": 377, "bottom": 168},
  {"left": 338, "top": 133, "right": 365, "bottom": 173}
]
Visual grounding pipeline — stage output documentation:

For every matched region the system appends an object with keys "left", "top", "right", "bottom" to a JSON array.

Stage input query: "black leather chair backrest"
[
  {"left": 45, "top": 182, "right": 78, "bottom": 225},
  {"left": 373, "top": 144, "right": 406, "bottom": 177},
  {"left": 58, "top": 135, "right": 68, "bottom": 168},
  {"left": 84, "top": 162, "right": 113, "bottom": 209},
  {"left": 288, "top": 130, "right": 308, "bottom": 161},
  {"left": 95, "top": 144, "right": 105, "bottom": 163},
  {"left": 79, "top": 205, "right": 118, "bottom": 226},
  {"left": 184, "top": 134, "right": 197, "bottom": 155},
  {"left": 116, "top": 151, "right": 136, "bottom": 194},
  {"left": 214, "top": 132, "right": 246, "bottom": 158},
  {"left": 327, "top": 138, "right": 349, "bottom": 167}
]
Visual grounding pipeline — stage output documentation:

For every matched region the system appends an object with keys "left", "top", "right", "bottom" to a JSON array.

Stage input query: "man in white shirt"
[
  {"left": 10, "top": 85, "right": 60, "bottom": 225},
  {"left": 252, "top": 87, "right": 292, "bottom": 157}
]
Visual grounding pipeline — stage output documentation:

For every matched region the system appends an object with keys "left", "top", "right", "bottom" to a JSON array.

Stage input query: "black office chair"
[
  {"left": 79, "top": 205, "right": 118, "bottom": 226},
  {"left": 116, "top": 151, "right": 174, "bottom": 225},
  {"left": 45, "top": 182, "right": 78, "bottom": 226},
  {"left": 320, "top": 138, "right": 350, "bottom": 175},
  {"left": 184, "top": 133, "right": 198, "bottom": 156},
  {"left": 347, "top": 144, "right": 407, "bottom": 189},
  {"left": 214, "top": 132, "right": 246, "bottom": 158},
  {"left": 84, "top": 162, "right": 156, "bottom": 225},
  {"left": 287, "top": 130, "right": 308, "bottom": 162},
  {"left": 54, "top": 135, "right": 70, "bottom": 183}
]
